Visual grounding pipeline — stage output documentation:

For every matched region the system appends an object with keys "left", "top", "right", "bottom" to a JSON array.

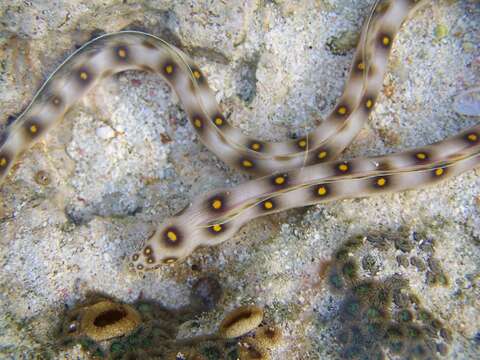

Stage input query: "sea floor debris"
[{"left": 58, "top": 289, "right": 282, "bottom": 359}]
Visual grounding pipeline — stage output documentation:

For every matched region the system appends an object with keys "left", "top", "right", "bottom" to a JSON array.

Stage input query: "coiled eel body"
[{"left": 0, "top": 0, "right": 477, "bottom": 271}]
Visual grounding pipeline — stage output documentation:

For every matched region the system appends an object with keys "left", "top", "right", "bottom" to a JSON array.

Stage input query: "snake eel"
[{"left": 0, "top": 0, "right": 477, "bottom": 271}]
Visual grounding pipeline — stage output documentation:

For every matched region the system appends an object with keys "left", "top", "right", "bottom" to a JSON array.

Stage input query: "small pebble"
[
  {"left": 453, "top": 87, "right": 480, "bottom": 116},
  {"left": 434, "top": 24, "right": 448, "bottom": 40},
  {"left": 96, "top": 126, "right": 115, "bottom": 140}
]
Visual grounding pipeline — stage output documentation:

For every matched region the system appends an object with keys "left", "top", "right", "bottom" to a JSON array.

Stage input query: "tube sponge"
[
  {"left": 67, "top": 299, "right": 142, "bottom": 342},
  {"left": 218, "top": 305, "right": 264, "bottom": 339}
]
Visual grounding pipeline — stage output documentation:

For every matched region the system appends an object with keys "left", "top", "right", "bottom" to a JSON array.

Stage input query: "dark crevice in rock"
[{"left": 235, "top": 53, "right": 260, "bottom": 105}]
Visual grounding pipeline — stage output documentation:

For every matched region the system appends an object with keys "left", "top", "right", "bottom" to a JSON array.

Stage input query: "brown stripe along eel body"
[{"left": 0, "top": 0, "right": 478, "bottom": 271}]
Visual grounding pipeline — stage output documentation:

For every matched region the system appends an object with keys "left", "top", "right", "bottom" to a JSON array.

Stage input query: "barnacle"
[{"left": 219, "top": 305, "right": 264, "bottom": 339}]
